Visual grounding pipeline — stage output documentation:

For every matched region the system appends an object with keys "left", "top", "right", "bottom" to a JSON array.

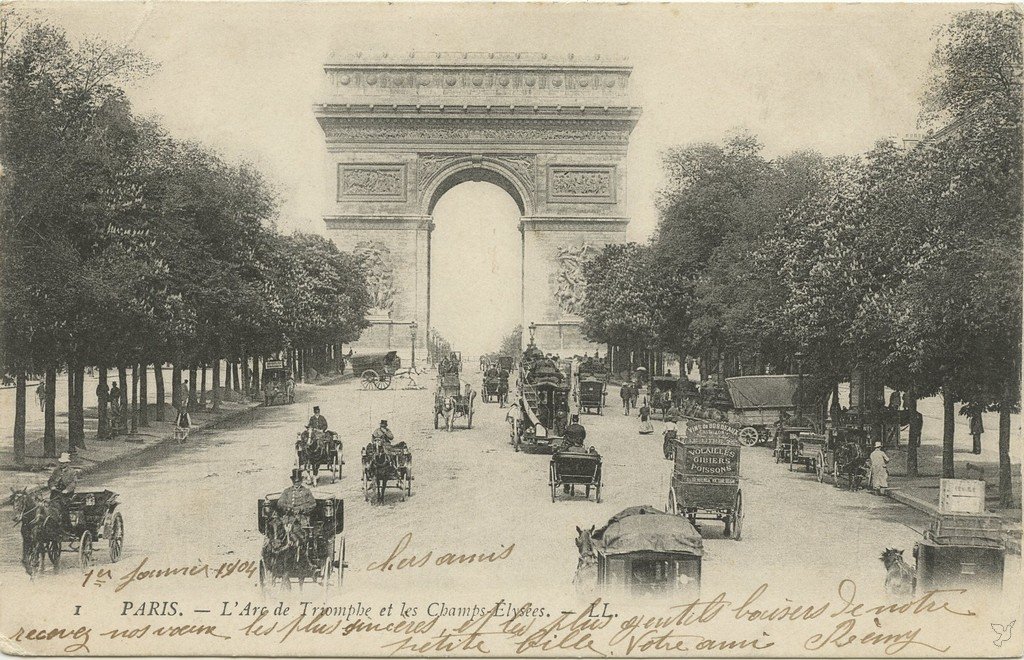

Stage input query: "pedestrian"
[
  {"left": 638, "top": 400, "right": 654, "bottom": 435},
  {"left": 35, "top": 380, "right": 46, "bottom": 412},
  {"left": 286, "top": 373, "right": 295, "bottom": 404},
  {"left": 108, "top": 381, "right": 122, "bottom": 436},
  {"left": 888, "top": 390, "right": 902, "bottom": 410},
  {"left": 869, "top": 442, "right": 890, "bottom": 494},
  {"left": 970, "top": 409, "right": 984, "bottom": 455},
  {"left": 620, "top": 382, "right": 632, "bottom": 415},
  {"left": 630, "top": 380, "right": 640, "bottom": 410},
  {"left": 95, "top": 378, "right": 109, "bottom": 434}
]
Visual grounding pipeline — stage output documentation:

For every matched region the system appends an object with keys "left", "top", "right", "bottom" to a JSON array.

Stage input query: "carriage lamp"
[
  {"left": 410, "top": 321, "right": 418, "bottom": 368},
  {"left": 528, "top": 322, "right": 537, "bottom": 344}
]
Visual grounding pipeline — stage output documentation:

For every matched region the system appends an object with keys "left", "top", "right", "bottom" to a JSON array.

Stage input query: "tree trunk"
[
  {"left": 66, "top": 363, "right": 76, "bottom": 452},
  {"left": 72, "top": 363, "right": 85, "bottom": 450},
  {"left": 252, "top": 356, "right": 260, "bottom": 393},
  {"left": 906, "top": 395, "right": 919, "bottom": 478},
  {"left": 223, "top": 358, "right": 230, "bottom": 394},
  {"left": 199, "top": 364, "right": 207, "bottom": 406},
  {"left": 172, "top": 364, "right": 182, "bottom": 410},
  {"left": 14, "top": 372, "right": 26, "bottom": 463},
  {"left": 139, "top": 363, "right": 149, "bottom": 427},
  {"left": 97, "top": 367, "right": 108, "bottom": 439},
  {"left": 231, "top": 360, "right": 240, "bottom": 392},
  {"left": 999, "top": 373, "right": 1015, "bottom": 508},
  {"left": 942, "top": 389, "right": 955, "bottom": 479},
  {"left": 240, "top": 353, "right": 250, "bottom": 396},
  {"left": 188, "top": 365, "right": 198, "bottom": 412},
  {"left": 117, "top": 365, "right": 128, "bottom": 435},
  {"left": 43, "top": 368, "right": 56, "bottom": 457},
  {"left": 212, "top": 359, "right": 221, "bottom": 412},
  {"left": 130, "top": 363, "right": 139, "bottom": 435},
  {"left": 154, "top": 363, "right": 165, "bottom": 421}
]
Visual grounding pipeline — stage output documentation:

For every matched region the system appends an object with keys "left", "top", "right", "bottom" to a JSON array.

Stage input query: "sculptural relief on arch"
[{"left": 315, "top": 52, "right": 640, "bottom": 357}]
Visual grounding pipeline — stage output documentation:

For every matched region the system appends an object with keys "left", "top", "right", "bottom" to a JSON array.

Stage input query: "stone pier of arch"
[{"left": 314, "top": 52, "right": 641, "bottom": 359}]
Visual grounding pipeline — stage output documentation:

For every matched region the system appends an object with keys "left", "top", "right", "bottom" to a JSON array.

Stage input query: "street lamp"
[
  {"left": 528, "top": 322, "right": 537, "bottom": 345},
  {"left": 410, "top": 321, "right": 418, "bottom": 369}
]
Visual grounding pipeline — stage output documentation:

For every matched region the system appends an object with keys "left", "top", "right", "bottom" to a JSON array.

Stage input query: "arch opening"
[
  {"left": 425, "top": 164, "right": 529, "bottom": 217},
  {"left": 428, "top": 180, "right": 523, "bottom": 358}
]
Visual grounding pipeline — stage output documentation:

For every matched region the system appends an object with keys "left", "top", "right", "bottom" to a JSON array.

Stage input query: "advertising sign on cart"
[{"left": 672, "top": 421, "right": 742, "bottom": 518}]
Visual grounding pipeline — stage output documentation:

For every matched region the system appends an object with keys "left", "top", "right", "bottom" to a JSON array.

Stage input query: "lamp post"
[
  {"left": 795, "top": 350, "right": 805, "bottom": 422},
  {"left": 410, "top": 321, "right": 418, "bottom": 369},
  {"left": 528, "top": 322, "right": 537, "bottom": 346}
]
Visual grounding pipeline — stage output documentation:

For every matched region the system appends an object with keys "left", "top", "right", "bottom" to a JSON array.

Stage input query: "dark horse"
[
  {"left": 834, "top": 442, "right": 869, "bottom": 491},
  {"left": 296, "top": 429, "right": 340, "bottom": 486},
  {"left": 261, "top": 509, "right": 324, "bottom": 590},
  {"left": 363, "top": 440, "right": 410, "bottom": 504},
  {"left": 10, "top": 488, "right": 64, "bottom": 575}
]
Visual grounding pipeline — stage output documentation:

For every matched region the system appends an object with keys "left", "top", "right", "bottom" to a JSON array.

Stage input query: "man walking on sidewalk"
[
  {"left": 36, "top": 381, "right": 46, "bottom": 412},
  {"left": 969, "top": 409, "right": 984, "bottom": 455}
]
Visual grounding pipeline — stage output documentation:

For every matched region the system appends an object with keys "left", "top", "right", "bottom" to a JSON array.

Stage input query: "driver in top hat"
[
  {"left": 48, "top": 453, "right": 78, "bottom": 527},
  {"left": 277, "top": 468, "right": 316, "bottom": 545},
  {"left": 372, "top": 419, "right": 395, "bottom": 443},
  {"left": 307, "top": 406, "right": 329, "bottom": 431}
]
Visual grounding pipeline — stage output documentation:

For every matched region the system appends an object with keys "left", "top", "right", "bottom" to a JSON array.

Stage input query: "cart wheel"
[
  {"left": 733, "top": 490, "right": 744, "bottom": 541},
  {"left": 259, "top": 558, "right": 267, "bottom": 590},
  {"left": 47, "top": 539, "right": 61, "bottom": 571},
  {"left": 739, "top": 427, "right": 759, "bottom": 447},
  {"left": 322, "top": 536, "right": 336, "bottom": 597},
  {"left": 108, "top": 512, "right": 124, "bottom": 562},
  {"left": 338, "top": 536, "right": 347, "bottom": 587},
  {"left": 668, "top": 487, "right": 679, "bottom": 515},
  {"left": 376, "top": 374, "right": 392, "bottom": 390},
  {"left": 833, "top": 462, "right": 841, "bottom": 489},
  {"left": 550, "top": 463, "right": 557, "bottom": 503},
  {"left": 79, "top": 530, "right": 94, "bottom": 569},
  {"left": 361, "top": 370, "right": 377, "bottom": 389},
  {"left": 406, "top": 467, "right": 413, "bottom": 496}
]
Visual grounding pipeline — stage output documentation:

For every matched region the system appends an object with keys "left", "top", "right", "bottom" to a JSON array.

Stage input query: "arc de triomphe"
[{"left": 315, "top": 52, "right": 640, "bottom": 357}]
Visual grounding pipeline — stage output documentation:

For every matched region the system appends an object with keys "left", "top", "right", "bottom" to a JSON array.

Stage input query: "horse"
[
  {"left": 440, "top": 395, "right": 458, "bottom": 432},
  {"left": 363, "top": 440, "right": 408, "bottom": 504},
  {"left": 10, "top": 488, "right": 64, "bottom": 575},
  {"left": 834, "top": 442, "right": 868, "bottom": 491},
  {"left": 296, "top": 429, "right": 339, "bottom": 485},
  {"left": 573, "top": 525, "right": 598, "bottom": 593},
  {"left": 880, "top": 548, "right": 915, "bottom": 598}
]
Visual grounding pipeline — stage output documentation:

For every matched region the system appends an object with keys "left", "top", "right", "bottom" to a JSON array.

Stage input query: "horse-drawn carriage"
[
  {"left": 434, "top": 374, "right": 475, "bottom": 430},
  {"left": 550, "top": 446, "right": 603, "bottom": 503},
  {"left": 725, "top": 375, "right": 827, "bottom": 448},
  {"left": 575, "top": 506, "right": 703, "bottom": 597},
  {"left": 296, "top": 428, "right": 343, "bottom": 485},
  {"left": 258, "top": 494, "right": 345, "bottom": 592},
  {"left": 482, "top": 366, "right": 509, "bottom": 406},
  {"left": 354, "top": 351, "right": 402, "bottom": 390},
  {"left": 650, "top": 375, "right": 680, "bottom": 420},
  {"left": 261, "top": 358, "right": 294, "bottom": 406},
  {"left": 667, "top": 420, "right": 744, "bottom": 540},
  {"left": 12, "top": 487, "right": 125, "bottom": 574},
  {"left": 578, "top": 379, "right": 605, "bottom": 415},
  {"left": 361, "top": 439, "right": 413, "bottom": 503},
  {"left": 512, "top": 380, "right": 570, "bottom": 452}
]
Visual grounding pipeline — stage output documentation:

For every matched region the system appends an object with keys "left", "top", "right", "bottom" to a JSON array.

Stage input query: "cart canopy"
[
  {"left": 596, "top": 505, "right": 703, "bottom": 557},
  {"left": 725, "top": 375, "right": 827, "bottom": 410}
]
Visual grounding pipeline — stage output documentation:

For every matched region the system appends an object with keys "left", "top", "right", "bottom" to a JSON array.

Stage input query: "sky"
[{"left": 17, "top": 1, "right": 973, "bottom": 353}]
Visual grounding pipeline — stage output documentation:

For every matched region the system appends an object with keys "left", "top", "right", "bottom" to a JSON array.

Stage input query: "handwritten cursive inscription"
[{"left": 367, "top": 532, "right": 515, "bottom": 572}]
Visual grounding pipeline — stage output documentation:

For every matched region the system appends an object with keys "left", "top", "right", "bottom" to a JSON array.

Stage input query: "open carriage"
[
  {"left": 667, "top": 421, "right": 744, "bottom": 540},
  {"left": 26, "top": 489, "right": 126, "bottom": 573},
  {"left": 434, "top": 374, "right": 475, "bottom": 430},
  {"left": 258, "top": 494, "right": 345, "bottom": 592},
  {"left": 581, "top": 506, "right": 703, "bottom": 597},
  {"left": 550, "top": 446, "right": 603, "bottom": 503},
  {"left": 295, "top": 428, "right": 343, "bottom": 485},
  {"left": 361, "top": 440, "right": 413, "bottom": 503}
]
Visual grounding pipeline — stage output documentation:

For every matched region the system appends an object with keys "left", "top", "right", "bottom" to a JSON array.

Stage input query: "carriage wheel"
[
  {"left": 406, "top": 466, "right": 413, "bottom": 496},
  {"left": 549, "top": 463, "right": 557, "bottom": 503},
  {"left": 739, "top": 427, "right": 759, "bottom": 447},
  {"left": 79, "top": 530, "right": 94, "bottom": 569},
  {"left": 815, "top": 452, "right": 825, "bottom": 483},
  {"left": 667, "top": 487, "right": 679, "bottom": 515},
  {"left": 47, "top": 540, "right": 62, "bottom": 571},
  {"left": 732, "top": 491, "right": 744, "bottom": 541},
  {"left": 333, "top": 448, "right": 342, "bottom": 483},
  {"left": 833, "top": 461, "right": 842, "bottom": 489},
  {"left": 321, "top": 536, "right": 337, "bottom": 597},
  {"left": 338, "top": 537, "right": 347, "bottom": 587},
  {"left": 108, "top": 512, "right": 124, "bottom": 562},
  {"left": 361, "top": 370, "right": 378, "bottom": 389},
  {"left": 375, "top": 373, "right": 392, "bottom": 390}
]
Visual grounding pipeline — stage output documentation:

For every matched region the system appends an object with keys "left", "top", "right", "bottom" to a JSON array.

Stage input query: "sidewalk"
[
  {"left": 884, "top": 442, "right": 1022, "bottom": 554},
  {"left": 0, "top": 391, "right": 263, "bottom": 497}
]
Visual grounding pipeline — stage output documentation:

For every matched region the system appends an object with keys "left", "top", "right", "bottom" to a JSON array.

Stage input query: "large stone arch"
[{"left": 315, "top": 52, "right": 641, "bottom": 358}]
